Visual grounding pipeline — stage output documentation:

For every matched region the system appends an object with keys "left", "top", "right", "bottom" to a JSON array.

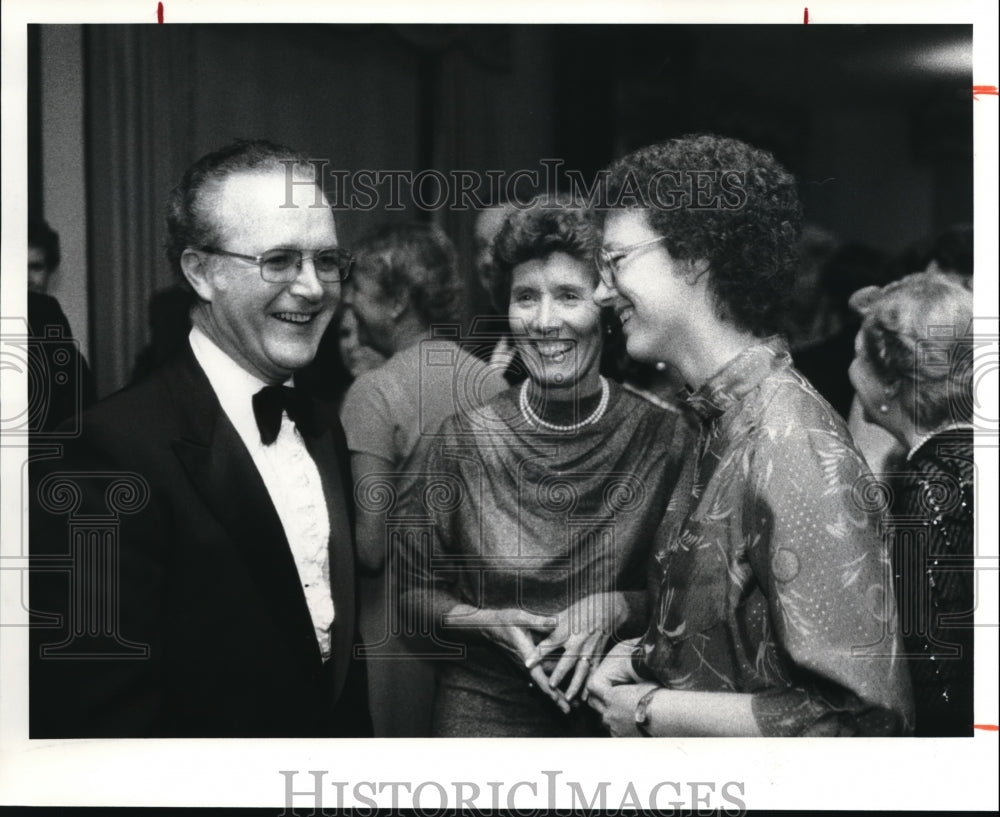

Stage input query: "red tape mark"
[
  {"left": 973, "top": 724, "right": 999, "bottom": 731},
  {"left": 803, "top": 7, "right": 809, "bottom": 24},
  {"left": 157, "top": 2, "right": 164, "bottom": 23},
  {"left": 972, "top": 85, "right": 998, "bottom": 100}
]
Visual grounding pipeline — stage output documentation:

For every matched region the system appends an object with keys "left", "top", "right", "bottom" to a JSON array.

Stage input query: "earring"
[{"left": 879, "top": 386, "right": 895, "bottom": 415}]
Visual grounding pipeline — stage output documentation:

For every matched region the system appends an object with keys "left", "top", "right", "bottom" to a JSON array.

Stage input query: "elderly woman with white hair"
[{"left": 848, "top": 271, "right": 975, "bottom": 736}]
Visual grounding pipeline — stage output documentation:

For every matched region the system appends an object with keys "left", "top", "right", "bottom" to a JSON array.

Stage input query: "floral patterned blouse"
[{"left": 635, "top": 338, "right": 914, "bottom": 736}]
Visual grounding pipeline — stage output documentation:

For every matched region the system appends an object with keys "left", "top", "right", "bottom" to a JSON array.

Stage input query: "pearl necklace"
[{"left": 519, "top": 376, "right": 610, "bottom": 432}]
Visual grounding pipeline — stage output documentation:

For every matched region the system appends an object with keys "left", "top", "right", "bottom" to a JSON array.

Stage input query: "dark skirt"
[{"left": 431, "top": 645, "right": 604, "bottom": 738}]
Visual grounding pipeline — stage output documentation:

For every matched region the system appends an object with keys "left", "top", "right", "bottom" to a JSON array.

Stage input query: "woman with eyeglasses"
[
  {"left": 585, "top": 134, "right": 913, "bottom": 736},
  {"left": 395, "top": 202, "right": 692, "bottom": 737}
]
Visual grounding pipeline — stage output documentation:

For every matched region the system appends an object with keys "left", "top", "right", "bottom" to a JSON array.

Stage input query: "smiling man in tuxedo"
[{"left": 30, "top": 140, "right": 371, "bottom": 737}]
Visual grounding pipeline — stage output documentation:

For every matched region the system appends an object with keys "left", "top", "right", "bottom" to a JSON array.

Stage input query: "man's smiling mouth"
[{"left": 273, "top": 312, "right": 316, "bottom": 324}]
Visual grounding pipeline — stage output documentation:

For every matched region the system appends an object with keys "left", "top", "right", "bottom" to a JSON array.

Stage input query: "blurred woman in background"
[
  {"left": 848, "top": 271, "right": 974, "bottom": 736},
  {"left": 340, "top": 222, "right": 506, "bottom": 736},
  {"left": 336, "top": 306, "right": 386, "bottom": 381}
]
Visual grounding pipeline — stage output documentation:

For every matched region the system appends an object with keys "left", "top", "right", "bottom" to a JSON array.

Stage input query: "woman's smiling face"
[
  {"left": 508, "top": 251, "right": 603, "bottom": 396},
  {"left": 593, "top": 209, "right": 698, "bottom": 366}
]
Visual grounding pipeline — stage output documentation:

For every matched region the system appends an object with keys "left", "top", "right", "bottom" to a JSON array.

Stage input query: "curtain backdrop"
[
  {"left": 86, "top": 25, "right": 195, "bottom": 397},
  {"left": 84, "top": 24, "right": 555, "bottom": 396}
]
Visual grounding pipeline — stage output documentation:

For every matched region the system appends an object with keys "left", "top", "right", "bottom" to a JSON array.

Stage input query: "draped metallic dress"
[{"left": 396, "top": 381, "right": 692, "bottom": 737}]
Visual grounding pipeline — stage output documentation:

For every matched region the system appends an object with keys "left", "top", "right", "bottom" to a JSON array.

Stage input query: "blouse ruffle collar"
[{"left": 682, "top": 336, "right": 790, "bottom": 422}]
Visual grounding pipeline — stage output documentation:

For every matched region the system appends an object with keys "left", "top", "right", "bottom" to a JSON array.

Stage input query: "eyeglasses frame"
[
  {"left": 193, "top": 245, "right": 353, "bottom": 284},
  {"left": 594, "top": 235, "right": 669, "bottom": 288}
]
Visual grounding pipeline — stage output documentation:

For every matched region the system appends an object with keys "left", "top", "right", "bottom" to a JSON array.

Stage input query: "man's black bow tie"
[{"left": 252, "top": 385, "right": 320, "bottom": 445}]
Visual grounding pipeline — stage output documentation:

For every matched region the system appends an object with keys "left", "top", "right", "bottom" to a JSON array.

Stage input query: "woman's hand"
[
  {"left": 583, "top": 637, "right": 642, "bottom": 699},
  {"left": 586, "top": 643, "right": 763, "bottom": 737},
  {"left": 588, "top": 681, "right": 661, "bottom": 737},
  {"left": 524, "top": 592, "right": 630, "bottom": 704},
  {"left": 584, "top": 638, "right": 655, "bottom": 736},
  {"left": 443, "top": 605, "right": 571, "bottom": 713}
]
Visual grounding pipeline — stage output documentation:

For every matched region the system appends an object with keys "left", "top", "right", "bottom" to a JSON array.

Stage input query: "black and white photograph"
[{"left": 1, "top": 0, "right": 997, "bottom": 813}]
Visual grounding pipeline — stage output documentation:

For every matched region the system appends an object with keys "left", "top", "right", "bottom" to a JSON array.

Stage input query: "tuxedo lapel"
[{"left": 165, "top": 347, "right": 323, "bottom": 670}]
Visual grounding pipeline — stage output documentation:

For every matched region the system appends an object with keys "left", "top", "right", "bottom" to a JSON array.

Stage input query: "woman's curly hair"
[
  {"left": 490, "top": 202, "right": 601, "bottom": 311},
  {"left": 353, "top": 222, "right": 463, "bottom": 327},
  {"left": 601, "top": 134, "right": 802, "bottom": 336}
]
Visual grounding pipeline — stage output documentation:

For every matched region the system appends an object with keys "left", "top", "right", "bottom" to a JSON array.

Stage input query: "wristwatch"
[{"left": 634, "top": 688, "right": 660, "bottom": 737}]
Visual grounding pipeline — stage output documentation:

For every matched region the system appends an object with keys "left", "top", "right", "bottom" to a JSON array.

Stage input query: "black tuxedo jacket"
[{"left": 30, "top": 344, "right": 371, "bottom": 737}]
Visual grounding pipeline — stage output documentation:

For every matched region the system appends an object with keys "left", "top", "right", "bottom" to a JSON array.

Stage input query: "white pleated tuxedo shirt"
[{"left": 189, "top": 326, "right": 335, "bottom": 661}]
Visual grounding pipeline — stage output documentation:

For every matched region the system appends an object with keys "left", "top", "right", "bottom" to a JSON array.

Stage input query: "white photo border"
[{"left": 1, "top": 0, "right": 997, "bottom": 812}]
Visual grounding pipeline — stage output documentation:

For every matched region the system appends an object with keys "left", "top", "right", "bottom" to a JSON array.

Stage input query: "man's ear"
[{"left": 180, "top": 249, "right": 214, "bottom": 302}]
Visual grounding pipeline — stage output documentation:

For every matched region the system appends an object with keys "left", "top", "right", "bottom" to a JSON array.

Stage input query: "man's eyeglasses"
[
  {"left": 594, "top": 236, "right": 668, "bottom": 288},
  {"left": 195, "top": 246, "right": 353, "bottom": 284}
]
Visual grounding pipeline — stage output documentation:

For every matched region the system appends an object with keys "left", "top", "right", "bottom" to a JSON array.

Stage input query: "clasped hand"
[
  {"left": 521, "top": 592, "right": 627, "bottom": 712},
  {"left": 450, "top": 593, "right": 626, "bottom": 715},
  {"left": 584, "top": 637, "right": 658, "bottom": 736}
]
